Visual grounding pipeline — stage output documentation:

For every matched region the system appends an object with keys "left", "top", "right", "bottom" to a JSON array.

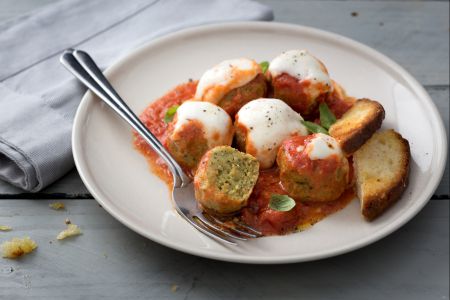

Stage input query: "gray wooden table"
[{"left": 1, "top": 0, "right": 448, "bottom": 299}]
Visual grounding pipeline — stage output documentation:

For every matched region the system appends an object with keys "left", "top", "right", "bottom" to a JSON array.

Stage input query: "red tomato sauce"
[
  {"left": 133, "top": 81, "right": 198, "bottom": 184},
  {"left": 241, "top": 169, "right": 354, "bottom": 236},
  {"left": 133, "top": 81, "right": 355, "bottom": 236},
  {"left": 326, "top": 81, "right": 356, "bottom": 118},
  {"left": 271, "top": 73, "right": 329, "bottom": 116}
]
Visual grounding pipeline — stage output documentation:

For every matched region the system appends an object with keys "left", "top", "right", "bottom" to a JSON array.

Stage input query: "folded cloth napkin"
[{"left": 0, "top": 0, "right": 273, "bottom": 192}]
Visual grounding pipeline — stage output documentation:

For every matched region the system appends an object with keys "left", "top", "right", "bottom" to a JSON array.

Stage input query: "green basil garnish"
[
  {"left": 259, "top": 61, "right": 269, "bottom": 73},
  {"left": 163, "top": 105, "right": 180, "bottom": 123},
  {"left": 301, "top": 120, "right": 329, "bottom": 135},
  {"left": 319, "top": 103, "right": 336, "bottom": 130},
  {"left": 269, "top": 194, "right": 296, "bottom": 212}
]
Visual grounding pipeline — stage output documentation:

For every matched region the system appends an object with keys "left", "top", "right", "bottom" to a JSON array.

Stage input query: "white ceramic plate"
[{"left": 72, "top": 22, "right": 447, "bottom": 264}]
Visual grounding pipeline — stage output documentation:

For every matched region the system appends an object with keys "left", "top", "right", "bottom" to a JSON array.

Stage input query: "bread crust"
[
  {"left": 329, "top": 99, "right": 385, "bottom": 156},
  {"left": 354, "top": 130, "right": 410, "bottom": 221}
]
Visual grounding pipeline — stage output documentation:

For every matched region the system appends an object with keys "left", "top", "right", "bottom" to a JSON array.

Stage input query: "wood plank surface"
[
  {"left": 427, "top": 86, "right": 449, "bottom": 196},
  {"left": 0, "top": 200, "right": 448, "bottom": 299}
]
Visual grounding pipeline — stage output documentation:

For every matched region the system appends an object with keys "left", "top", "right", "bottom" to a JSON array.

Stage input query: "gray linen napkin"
[{"left": 0, "top": 0, "right": 273, "bottom": 192}]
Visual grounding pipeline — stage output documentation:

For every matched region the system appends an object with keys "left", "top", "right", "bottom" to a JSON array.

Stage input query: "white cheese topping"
[
  {"left": 305, "top": 133, "right": 342, "bottom": 160},
  {"left": 268, "top": 50, "right": 333, "bottom": 99},
  {"left": 174, "top": 101, "right": 232, "bottom": 147},
  {"left": 269, "top": 50, "right": 332, "bottom": 84},
  {"left": 236, "top": 98, "right": 308, "bottom": 168},
  {"left": 296, "top": 145, "right": 305, "bottom": 152},
  {"left": 195, "top": 58, "right": 261, "bottom": 104}
]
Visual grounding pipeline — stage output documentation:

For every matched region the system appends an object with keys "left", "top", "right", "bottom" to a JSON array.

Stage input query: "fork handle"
[{"left": 60, "top": 49, "right": 191, "bottom": 188}]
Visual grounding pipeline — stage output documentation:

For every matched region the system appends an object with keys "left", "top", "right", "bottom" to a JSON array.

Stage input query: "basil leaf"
[
  {"left": 259, "top": 61, "right": 269, "bottom": 73},
  {"left": 269, "top": 194, "right": 296, "bottom": 212},
  {"left": 319, "top": 103, "right": 336, "bottom": 129},
  {"left": 163, "top": 105, "right": 180, "bottom": 123},
  {"left": 301, "top": 120, "right": 329, "bottom": 135}
]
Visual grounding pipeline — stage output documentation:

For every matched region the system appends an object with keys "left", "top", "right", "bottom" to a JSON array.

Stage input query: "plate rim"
[{"left": 72, "top": 21, "right": 448, "bottom": 264}]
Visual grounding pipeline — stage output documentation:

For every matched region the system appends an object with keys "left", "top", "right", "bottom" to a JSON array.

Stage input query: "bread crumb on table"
[
  {"left": 57, "top": 224, "right": 82, "bottom": 240},
  {"left": 1, "top": 237, "right": 37, "bottom": 259},
  {"left": 49, "top": 202, "right": 65, "bottom": 210},
  {"left": 171, "top": 284, "right": 179, "bottom": 293},
  {"left": 0, "top": 225, "right": 12, "bottom": 231}
]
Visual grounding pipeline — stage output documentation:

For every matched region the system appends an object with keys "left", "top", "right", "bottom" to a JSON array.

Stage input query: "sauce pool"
[
  {"left": 133, "top": 81, "right": 355, "bottom": 236},
  {"left": 241, "top": 169, "right": 354, "bottom": 235}
]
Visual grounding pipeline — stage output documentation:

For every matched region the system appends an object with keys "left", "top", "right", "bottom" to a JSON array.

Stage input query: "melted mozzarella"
[
  {"left": 236, "top": 98, "right": 308, "bottom": 168},
  {"left": 174, "top": 101, "right": 232, "bottom": 147},
  {"left": 268, "top": 50, "right": 333, "bottom": 97},
  {"left": 305, "top": 133, "right": 342, "bottom": 160},
  {"left": 296, "top": 145, "right": 305, "bottom": 152},
  {"left": 195, "top": 58, "right": 261, "bottom": 104}
]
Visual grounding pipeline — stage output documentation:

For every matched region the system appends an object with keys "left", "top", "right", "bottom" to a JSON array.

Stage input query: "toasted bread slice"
[
  {"left": 353, "top": 130, "right": 410, "bottom": 221},
  {"left": 329, "top": 99, "right": 385, "bottom": 156}
]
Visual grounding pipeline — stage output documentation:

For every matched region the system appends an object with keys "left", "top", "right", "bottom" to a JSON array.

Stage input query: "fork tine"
[
  {"left": 184, "top": 215, "right": 237, "bottom": 245},
  {"left": 207, "top": 215, "right": 261, "bottom": 238},
  {"left": 195, "top": 215, "right": 248, "bottom": 241},
  {"left": 234, "top": 222, "right": 263, "bottom": 236}
]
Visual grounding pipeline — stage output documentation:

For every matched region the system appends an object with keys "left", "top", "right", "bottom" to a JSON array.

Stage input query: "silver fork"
[{"left": 60, "top": 49, "right": 262, "bottom": 245}]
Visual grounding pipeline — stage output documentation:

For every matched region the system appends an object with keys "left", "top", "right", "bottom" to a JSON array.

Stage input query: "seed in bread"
[
  {"left": 353, "top": 129, "right": 410, "bottom": 221},
  {"left": 194, "top": 146, "right": 259, "bottom": 214},
  {"left": 329, "top": 99, "right": 385, "bottom": 156}
]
